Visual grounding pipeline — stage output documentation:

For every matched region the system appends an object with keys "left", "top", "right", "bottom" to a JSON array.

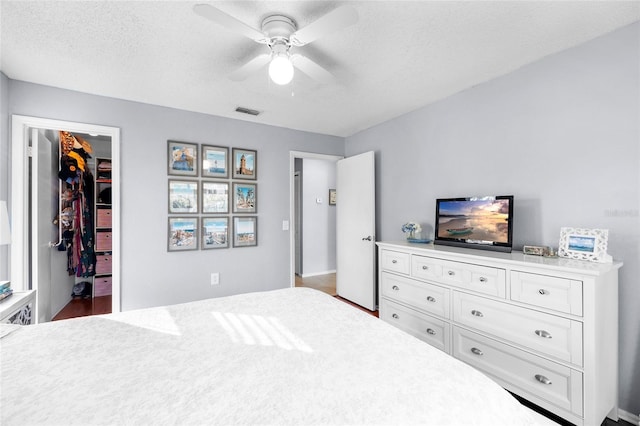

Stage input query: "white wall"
[
  {"left": 301, "top": 158, "right": 336, "bottom": 276},
  {"left": 346, "top": 22, "right": 640, "bottom": 418},
  {"left": 3, "top": 81, "right": 344, "bottom": 311}
]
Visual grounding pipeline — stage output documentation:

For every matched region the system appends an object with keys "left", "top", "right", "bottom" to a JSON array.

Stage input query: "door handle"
[{"left": 362, "top": 236, "right": 373, "bottom": 241}]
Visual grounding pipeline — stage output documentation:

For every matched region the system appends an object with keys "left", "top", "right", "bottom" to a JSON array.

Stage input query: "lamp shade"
[
  {"left": 0, "top": 200, "right": 11, "bottom": 245},
  {"left": 268, "top": 54, "right": 294, "bottom": 85}
]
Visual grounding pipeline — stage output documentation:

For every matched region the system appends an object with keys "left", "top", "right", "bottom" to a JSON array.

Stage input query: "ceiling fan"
[{"left": 193, "top": 3, "right": 358, "bottom": 85}]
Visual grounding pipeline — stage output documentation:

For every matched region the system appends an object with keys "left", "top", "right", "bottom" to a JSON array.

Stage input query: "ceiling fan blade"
[
  {"left": 291, "top": 6, "right": 358, "bottom": 46},
  {"left": 292, "top": 54, "right": 335, "bottom": 84},
  {"left": 228, "top": 54, "right": 271, "bottom": 81},
  {"left": 193, "top": 4, "right": 268, "bottom": 43}
]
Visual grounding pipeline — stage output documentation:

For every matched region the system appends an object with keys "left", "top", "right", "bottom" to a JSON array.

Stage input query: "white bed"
[{"left": 1, "top": 288, "right": 557, "bottom": 425}]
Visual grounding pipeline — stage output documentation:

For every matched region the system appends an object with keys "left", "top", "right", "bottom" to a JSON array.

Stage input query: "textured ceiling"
[{"left": 1, "top": 1, "right": 639, "bottom": 137}]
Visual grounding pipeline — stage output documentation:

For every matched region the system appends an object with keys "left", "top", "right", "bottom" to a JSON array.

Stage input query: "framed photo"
[
  {"left": 233, "top": 216, "right": 257, "bottom": 247},
  {"left": 232, "top": 182, "right": 257, "bottom": 213},
  {"left": 169, "top": 180, "right": 198, "bottom": 214},
  {"left": 201, "top": 145, "right": 229, "bottom": 178},
  {"left": 168, "top": 217, "right": 198, "bottom": 251},
  {"left": 202, "top": 217, "right": 229, "bottom": 249},
  {"left": 558, "top": 227, "right": 611, "bottom": 263},
  {"left": 232, "top": 148, "right": 257, "bottom": 180},
  {"left": 202, "top": 181, "right": 229, "bottom": 213},
  {"left": 329, "top": 188, "right": 337, "bottom": 206},
  {"left": 168, "top": 140, "right": 198, "bottom": 176}
]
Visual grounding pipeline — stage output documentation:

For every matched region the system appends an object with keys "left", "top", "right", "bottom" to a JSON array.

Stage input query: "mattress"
[{"left": 0, "top": 288, "right": 557, "bottom": 425}]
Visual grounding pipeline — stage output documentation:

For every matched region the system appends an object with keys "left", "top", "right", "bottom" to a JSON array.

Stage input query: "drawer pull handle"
[
  {"left": 426, "top": 296, "right": 436, "bottom": 303},
  {"left": 538, "top": 289, "right": 549, "bottom": 295},
  {"left": 471, "top": 310, "right": 484, "bottom": 317},
  {"left": 471, "top": 347, "right": 483, "bottom": 356},
  {"left": 392, "top": 313, "right": 399, "bottom": 319},
  {"left": 392, "top": 285, "right": 399, "bottom": 291},
  {"left": 535, "top": 330, "right": 552, "bottom": 339},
  {"left": 426, "top": 328, "right": 436, "bottom": 335},
  {"left": 422, "top": 265, "right": 429, "bottom": 270},
  {"left": 447, "top": 271, "right": 455, "bottom": 276},
  {"left": 535, "top": 374, "right": 552, "bottom": 385},
  {"left": 391, "top": 260, "right": 398, "bottom": 264},
  {"left": 479, "top": 277, "right": 487, "bottom": 283}
]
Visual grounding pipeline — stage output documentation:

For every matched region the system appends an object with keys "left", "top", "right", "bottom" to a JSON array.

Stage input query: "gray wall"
[
  {"left": 4, "top": 81, "right": 343, "bottom": 310},
  {"left": 302, "top": 158, "right": 337, "bottom": 276},
  {"left": 346, "top": 23, "right": 640, "bottom": 416},
  {"left": 0, "top": 72, "right": 9, "bottom": 280}
]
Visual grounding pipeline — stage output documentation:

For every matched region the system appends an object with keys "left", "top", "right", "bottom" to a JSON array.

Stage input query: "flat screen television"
[{"left": 434, "top": 195, "right": 514, "bottom": 253}]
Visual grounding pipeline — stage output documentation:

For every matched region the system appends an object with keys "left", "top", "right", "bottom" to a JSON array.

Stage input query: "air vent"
[{"left": 235, "top": 107, "right": 261, "bottom": 116}]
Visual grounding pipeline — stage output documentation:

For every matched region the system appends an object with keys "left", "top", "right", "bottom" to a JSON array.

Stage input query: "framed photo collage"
[{"left": 167, "top": 140, "right": 258, "bottom": 251}]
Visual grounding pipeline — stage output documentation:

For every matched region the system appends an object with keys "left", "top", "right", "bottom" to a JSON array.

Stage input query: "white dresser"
[{"left": 376, "top": 241, "right": 622, "bottom": 426}]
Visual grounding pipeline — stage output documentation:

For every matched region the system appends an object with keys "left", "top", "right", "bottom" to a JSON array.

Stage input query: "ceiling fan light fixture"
[{"left": 268, "top": 53, "right": 294, "bottom": 85}]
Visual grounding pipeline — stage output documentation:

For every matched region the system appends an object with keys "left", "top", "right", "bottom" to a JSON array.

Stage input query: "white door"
[
  {"left": 294, "top": 172, "right": 302, "bottom": 275},
  {"left": 31, "top": 129, "right": 55, "bottom": 323},
  {"left": 336, "top": 151, "right": 376, "bottom": 310}
]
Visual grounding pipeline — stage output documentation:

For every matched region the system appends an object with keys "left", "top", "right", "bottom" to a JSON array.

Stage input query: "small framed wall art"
[
  {"left": 201, "top": 217, "right": 229, "bottom": 249},
  {"left": 202, "top": 181, "right": 229, "bottom": 214},
  {"left": 558, "top": 227, "right": 611, "bottom": 263},
  {"left": 168, "top": 180, "right": 198, "bottom": 214},
  {"left": 232, "top": 148, "right": 257, "bottom": 180},
  {"left": 329, "top": 189, "right": 337, "bottom": 206},
  {"left": 168, "top": 140, "right": 198, "bottom": 176},
  {"left": 232, "top": 182, "right": 257, "bottom": 213},
  {"left": 201, "top": 145, "right": 229, "bottom": 178},
  {"left": 168, "top": 217, "right": 198, "bottom": 251},
  {"left": 233, "top": 216, "right": 257, "bottom": 247}
]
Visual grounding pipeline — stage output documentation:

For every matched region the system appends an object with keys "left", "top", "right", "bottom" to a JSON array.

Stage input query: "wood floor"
[
  {"left": 295, "top": 273, "right": 379, "bottom": 317},
  {"left": 52, "top": 295, "right": 112, "bottom": 321}
]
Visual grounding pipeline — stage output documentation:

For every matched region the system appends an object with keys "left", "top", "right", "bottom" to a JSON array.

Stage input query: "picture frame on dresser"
[{"left": 558, "top": 227, "right": 611, "bottom": 263}]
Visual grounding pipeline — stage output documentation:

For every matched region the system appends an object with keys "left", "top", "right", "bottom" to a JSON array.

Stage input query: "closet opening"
[{"left": 11, "top": 116, "right": 120, "bottom": 323}]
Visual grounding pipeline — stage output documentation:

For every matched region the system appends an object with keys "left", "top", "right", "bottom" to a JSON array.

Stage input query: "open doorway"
[
  {"left": 11, "top": 116, "right": 120, "bottom": 323},
  {"left": 289, "top": 151, "right": 342, "bottom": 296}
]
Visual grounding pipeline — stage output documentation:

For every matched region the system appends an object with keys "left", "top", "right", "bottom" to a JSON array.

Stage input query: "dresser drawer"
[
  {"left": 381, "top": 298, "right": 450, "bottom": 353},
  {"left": 94, "top": 277, "right": 112, "bottom": 297},
  {"left": 95, "top": 255, "right": 112, "bottom": 275},
  {"left": 381, "top": 272, "right": 450, "bottom": 318},
  {"left": 435, "top": 258, "right": 506, "bottom": 298},
  {"left": 411, "top": 255, "right": 444, "bottom": 281},
  {"left": 453, "top": 292, "right": 583, "bottom": 366},
  {"left": 380, "top": 250, "right": 410, "bottom": 275},
  {"left": 96, "top": 208, "right": 112, "bottom": 228},
  {"left": 511, "top": 271, "right": 583, "bottom": 316},
  {"left": 453, "top": 327, "right": 583, "bottom": 416},
  {"left": 96, "top": 231, "right": 112, "bottom": 251}
]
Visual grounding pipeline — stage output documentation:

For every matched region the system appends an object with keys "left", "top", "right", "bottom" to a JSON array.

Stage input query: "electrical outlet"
[{"left": 210, "top": 273, "right": 220, "bottom": 285}]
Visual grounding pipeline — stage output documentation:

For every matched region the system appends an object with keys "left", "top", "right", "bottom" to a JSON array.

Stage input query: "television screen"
[{"left": 434, "top": 195, "right": 513, "bottom": 253}]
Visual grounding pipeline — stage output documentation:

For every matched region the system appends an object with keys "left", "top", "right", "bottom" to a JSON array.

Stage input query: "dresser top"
[{"left": 376, "top": 241, "right": 622, "bottom": 276}]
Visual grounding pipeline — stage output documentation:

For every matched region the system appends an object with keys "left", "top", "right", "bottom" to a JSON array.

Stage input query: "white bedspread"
[{"left": 1, "top": 288, "right": 557, "bottom": 425}]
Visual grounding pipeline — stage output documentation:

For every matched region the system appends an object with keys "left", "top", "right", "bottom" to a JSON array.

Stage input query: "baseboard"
[
  {"left": 618, "top": 409, "right": 639, "bottom": 425},
  {"left": 300, "top": 270, "right": 336, "bottom": 278}
]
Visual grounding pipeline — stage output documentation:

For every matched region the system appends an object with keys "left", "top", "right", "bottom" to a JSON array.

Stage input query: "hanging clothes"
[{"left": 57, "top": 131, "right": 96, "bottom": 278}]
